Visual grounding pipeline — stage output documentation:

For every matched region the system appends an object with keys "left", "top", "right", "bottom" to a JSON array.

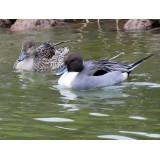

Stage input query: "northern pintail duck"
[
  {"left": 56, "top": 53, "right": 156, "bottom": 90},
  {"left": 13, "top": 40, "right": 69, "bottom": 71}
]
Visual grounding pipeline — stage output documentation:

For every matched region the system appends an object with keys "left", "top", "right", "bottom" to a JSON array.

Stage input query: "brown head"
[
  {"left": 18, "top": 41, "right": 36, "bottom": 62},
  {"left": 21, "top": 41, "right": 36, "bottom": 54},
  {"left": 64, "top": 53, "right": 84, "bottom": 72}
]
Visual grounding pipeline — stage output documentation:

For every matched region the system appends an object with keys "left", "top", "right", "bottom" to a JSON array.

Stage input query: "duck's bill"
[
  {"left": 55, "top": 65, "right": 68, "bottom": 76},
  {"left": 18, "top": 51, "right": 26, "bottom": 62}
]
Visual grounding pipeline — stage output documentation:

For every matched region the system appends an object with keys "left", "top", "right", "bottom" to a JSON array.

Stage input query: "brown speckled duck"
[{"left": 13, "top": 40, "right": 69, "bottom": 71}]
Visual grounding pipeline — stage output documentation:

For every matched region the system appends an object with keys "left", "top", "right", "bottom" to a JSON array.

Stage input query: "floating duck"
[
  {"left": 56, "top": 53, "right": 156, "bottom": 90},
  {"left": 13, "top": 40, "right": 69, "bottom": 71}
]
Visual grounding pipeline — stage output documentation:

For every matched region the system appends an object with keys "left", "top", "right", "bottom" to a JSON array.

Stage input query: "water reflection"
[
  {"left": 129, "top": 116, "right": 147, "bottom": 120},
  {"left": 51, "top": 84, "right": 128, "bottom": 113},
  {"left": 98, "top": 135, "right": 135, "bottom": 140},
  {"left": 116, "top": 31, "right": 124, "bottom": 45},
  {"left": 120, "top": 131, "right": 160, "bottom": 138},
  {"left": 89, "top": 113, "right": 109, "bottom": 117},
  {"left": 53, "top": 84, "right": 128, "bottom": 101},
  {"left": 35, "top": 117, "right": 74, "bottom": 123},
  {"left": 122, "top": 82, "right": 160, "bottom": 88},
  {"left": 15, "top": 71, "right": 35, "bottom": 89},
  {"left": 14, "top": 70, "right": 57, "bottom": 90},
  {"left": 55, "top": 126, "right": 78, "bottom": 131},
  {"left": 58, "top": 104, "right": 79, "bottom": 112}
]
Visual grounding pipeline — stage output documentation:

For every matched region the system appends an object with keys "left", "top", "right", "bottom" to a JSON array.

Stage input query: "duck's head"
[
  {"left": 55, "top": 53, "right": 84, "bottom": 75},
  {"left": 18, "top": 41, "right": 36, "bottom": 62}
]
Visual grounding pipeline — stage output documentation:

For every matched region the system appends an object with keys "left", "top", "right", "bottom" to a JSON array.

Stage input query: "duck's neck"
[
  {"left": 58, "top": 72, "right": 79, "bottom": 87},
  {"left": 15, "top": 58, "right": 34, "bottom": 70}
]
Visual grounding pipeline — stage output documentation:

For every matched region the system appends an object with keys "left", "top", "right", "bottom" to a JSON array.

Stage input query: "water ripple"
[
  {"left": 98, "top": 135, "right": 135, "bottom": 140},
  {"left": 120, "top": 131, "right": 160, "bottom": 138},
  {"left": 129, "top": 116, "right": 147, "bottom": 120},
  {"left": 58, "top": 104, "right": 79, "bottom": 112},
  {"left": 56, "top": 126, "right": 78, "bottom": 131},
  {"left": 89, "top": 113, "right": 109, "bottom": 117},
  {"left": 53, "top": 84, "right": 127, "bottom": 101},
  {"left": 34, "top": 117, "right": 74, "bottom": 123},
  {"left": 122, "top": 82, "right": 160, "bottom": 88}
]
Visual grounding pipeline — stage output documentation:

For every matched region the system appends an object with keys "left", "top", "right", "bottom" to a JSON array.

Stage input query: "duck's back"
[
  {"left": 33, "top": 53, "right": 65, "bottom": 71},
  {"left": 33, "top": 43, "right": 68, "bottom": 71},
  {"left": 71, "top": 61, "right": 126, "bottom": 90},
  {"left": 36, "top": 42, "right": 55, "bottom": 59}
]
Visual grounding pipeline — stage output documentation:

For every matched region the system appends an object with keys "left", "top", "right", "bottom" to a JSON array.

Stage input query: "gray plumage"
[{"left": 57, "top": 53, "right": 156, "bottom": 90}]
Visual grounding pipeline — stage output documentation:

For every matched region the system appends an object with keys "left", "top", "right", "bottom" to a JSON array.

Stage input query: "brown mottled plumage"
[{"left": 13, "top": 40, "right": 69, "bottom": 71}]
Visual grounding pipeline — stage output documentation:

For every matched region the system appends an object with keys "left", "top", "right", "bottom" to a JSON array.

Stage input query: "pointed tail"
[{"left": 128, "top": 53, "right": 157, "bottom": 73}]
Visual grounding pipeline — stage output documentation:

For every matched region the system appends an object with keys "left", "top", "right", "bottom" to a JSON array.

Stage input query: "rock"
[
  {"left": 0, "top": 19, "right": 13, "bottom": 27},
  {"left": 124, "top": 19, "right": 153, "bottom": 30},
  {"left": 10, "top": 19, "right": 65, "bottom": 31},
  {"left": 151, "top": 19, "right": 160, "bottom": 28}
]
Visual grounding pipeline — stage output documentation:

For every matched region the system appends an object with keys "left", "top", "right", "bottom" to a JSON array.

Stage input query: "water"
[{"left": 0, "top": 20, "right": 160, "bottom": 139}]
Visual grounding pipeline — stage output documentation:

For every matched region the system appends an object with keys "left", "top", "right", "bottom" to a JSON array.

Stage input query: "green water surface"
[{"left": 0, "top": 20, "right": 160, "bottom": 139}]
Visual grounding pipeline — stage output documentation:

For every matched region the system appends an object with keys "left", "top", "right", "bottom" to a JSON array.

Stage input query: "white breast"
[
  {"left": 58, "top": 72, "right": 79, "bottom": 87},
  {"left": 15, "top": 59, "right": 34, "bottom": 70}
]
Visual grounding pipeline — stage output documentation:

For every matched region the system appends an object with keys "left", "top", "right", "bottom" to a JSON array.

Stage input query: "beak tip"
[{"left": 18, "top": 51, "right": 26, "bottom": 62}]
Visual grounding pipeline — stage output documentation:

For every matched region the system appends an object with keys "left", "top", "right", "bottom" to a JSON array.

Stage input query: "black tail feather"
[{"left": 128, "top": 53, "right": 157, "bottom": 73}]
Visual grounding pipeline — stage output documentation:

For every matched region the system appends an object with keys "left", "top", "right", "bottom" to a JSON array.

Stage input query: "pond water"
[{"left": 0, "top": 20, "right": 160, "bottom": 139}]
